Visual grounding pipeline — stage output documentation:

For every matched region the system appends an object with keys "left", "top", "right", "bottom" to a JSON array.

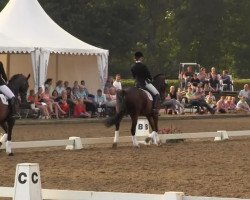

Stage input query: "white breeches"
[
  {"left": 145, "top": 82, "right": 159, "bottom": 95},
  {"left": 0, "top": 85, "right": 15, "bottom": 99}
]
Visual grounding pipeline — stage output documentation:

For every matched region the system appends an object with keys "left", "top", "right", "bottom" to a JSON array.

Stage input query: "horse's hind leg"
[
  {"left": 145, "top": 115, "right": 159, "bottom": 145},
  {"left": 6, "top": 118, "right": 15, "bottom": 156},
  {"left": 112, "top": 122, "right": 120, "bottom": 149}
]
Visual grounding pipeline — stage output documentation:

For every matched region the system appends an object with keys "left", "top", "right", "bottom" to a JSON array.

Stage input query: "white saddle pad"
[
  {"left": 139, "top": 89, "right": 153, "bottom": 101},
  {"left": 0, "top": 94, "right": 8, "bottom": 105}
]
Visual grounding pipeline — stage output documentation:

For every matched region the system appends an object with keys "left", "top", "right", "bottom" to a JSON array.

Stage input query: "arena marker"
[
  {"left": 65, "top": 136, "right": 83, "bottom": 150},
  {"left": 136, "top": 118, "right": 150, "bottom": 137},
  {"left": 13, "top": 163, "right": 42, "bottom": 200},
  {"left": 218, "top": 130, "right": 229, "bottom": 140},
  {"left": 163, "top": 191, "right": 184, "bottom": 200}
]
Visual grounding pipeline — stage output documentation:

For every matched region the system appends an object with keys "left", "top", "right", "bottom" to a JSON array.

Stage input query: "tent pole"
[
  {"left": 6, "top": 53, "right": 10, "bottom": 79},
  {"left": 56, "top": 54, "right": 59, "bottom": 81}
]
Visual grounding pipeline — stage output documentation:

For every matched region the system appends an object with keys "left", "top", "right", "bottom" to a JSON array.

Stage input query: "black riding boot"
[
  {"left": 152, "top": 94, "right": 161, "bottom": 116},
  {"left": 9, "top": 97, "right": 19, "bottom": 119}
]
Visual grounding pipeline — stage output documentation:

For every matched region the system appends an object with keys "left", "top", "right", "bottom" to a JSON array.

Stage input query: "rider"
[
  {"left": 0, "top": 61, "right": 18, "bottom": 118},
  {"left": 131, "top": 51, "right": 160, "bottom": 115}
]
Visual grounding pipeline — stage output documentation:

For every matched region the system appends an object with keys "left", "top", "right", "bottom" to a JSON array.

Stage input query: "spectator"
[
  {"left": 64, "top": 81, "right": 69, "bottom": 89},
  {"left": 78, "top": 85, "right": 97, "bottom": 117},
  {"left": 72, "top": 81, "right": 80, "bottom": 99},
  {"left": 198, "top": 67, "right": 209, "bottom": 86},
  {"left": 225, "top": 96, "right": 236, "bottom": 112},
  {"left": 209, "top": 73, "right": 220, "bottom": 92},
  {"left": 236, "top": 96, "right": 250, "bottom": 113},
  {"left": 205, "top": 91, "right": 216, "bottom": 102},
  {"left": 113, "top": 74, "right": 122, "bottom": 90},
  {"left": 58, "top": 90, "right": 70, "bottom": 117},
  {"left": 28, "top": 89, "right": 50, "bottom": 119},
  {"left": 216, "top": 96, "right": 228, "bottom": 113},
  {"left": 238, "top": 84, "right": 250, "bottom": 105},
  {"left": 55, "top": 80, "right": 65, "bottom": 96},
  {"left": 190, "top": 73, "right": 200, "bottom": 88},
  {"left": 73, "top": 98, "right": 91, "bottom": 118},
  {"left": 104, "top": 76, "right": 114, "bottom": 94},
  {"left": 220, "top": 70, "right": 232, "bottom": 91},
  {"left": 44, "top": 78, "right": 54, "bottom": 96},
  {"left": 95, "top": 89, "right": 107, "bottom": 115}
]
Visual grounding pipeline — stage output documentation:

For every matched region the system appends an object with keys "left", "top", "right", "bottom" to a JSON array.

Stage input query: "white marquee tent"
[{"left": 0, "top": 0, "right": 108, "bottom": 93}]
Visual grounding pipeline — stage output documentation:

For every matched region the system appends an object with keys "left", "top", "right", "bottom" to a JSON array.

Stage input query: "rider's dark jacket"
[
  {"left": 131, "top": 61, "right": 152, "bottom": 87},
  {"left": 0, "top": 62, "right": 7, "bottom": 86}
]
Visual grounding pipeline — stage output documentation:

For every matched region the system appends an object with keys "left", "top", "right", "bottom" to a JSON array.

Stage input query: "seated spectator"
[
  {"left": 236, "top": 96, "right": 250, "bottom": 113},
  {"left": 182, "top": 66, "right": 194, "bottom": 89},
  {"left": 51, "top": 90, "right": 60, "bottom": 102},
  {"left": 216, "top": 96, "right": 228, "bottom": 113},
  {"left": 205, "top": 91, "right": 216, "bottom": 102},
  {"left": 113, "top": 74, "right": 122, "bottom": 90},
  {"left": 95, "top": 89, "right": 107, "bottom": 115},
  {"left": 186, "top": 87, "right": 215, "bottom": 114},
  {"left": 28, "top": 89, "right": 50, "bottom": 119},
  {"left": 44, "top": 78, "right": 54, "bottom": 96},
  {"left": 64, "top": 81, "right": 69, "bottom": 89},
  {"left": 55, "top": 80, "right": 65, "bottom": 96},
  {"left": 73, "top": 98, "right": 91, "bottom": 118},
  {"left": 106, "top": 87, "right": 117, "bottom": 108},
  {"left": 238, "top": 84, "right": 250, "bottom": 105},
  {"left": 163, "top": 86, "right": 184, "bottom": 115},
  {"left": 206, "top": 96, "right": 216, "bottom": 109},
  {"left": 190, "top": 74, "right": 200, "bottom": 88},
  {"left": 209, "top": 73, "right": 220, "bottom": 92},
  {"left": 66, "top": 87, "right": 76, "bottom": 114},
  {"left": 220, "top": 70, "right": 232, "bottom": 91},
  {"left": 58, "top": 90, "right": 70, "bottom": 117},
  {"left": 198, "top": 67, "right": 209, "bottom": 86},
  {"left": 104, "top": 76, "right": 114, "bottom": 94},
  {"left": 225, "top": 96, "right": 236, "bottom": 112},
  {"left": 77, "top": 85, "right": 97, "bottom": 117},
  {"left": 72, "top": 81, "right": 80, "bottom": 99}
]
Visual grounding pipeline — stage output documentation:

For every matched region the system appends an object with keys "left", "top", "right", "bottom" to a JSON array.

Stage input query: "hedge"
[{"left": 121, "top": 79, "right": 250, "bottom": 91}]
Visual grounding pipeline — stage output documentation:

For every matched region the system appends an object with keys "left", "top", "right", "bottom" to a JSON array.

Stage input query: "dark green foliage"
[{"left": 1, "top": 0, "right": 250, "bottom": 79}]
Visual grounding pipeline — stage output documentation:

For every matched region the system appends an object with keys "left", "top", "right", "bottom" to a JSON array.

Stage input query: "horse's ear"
[{"left": 27, "top": 74, "right": 31, "bottom": 80}]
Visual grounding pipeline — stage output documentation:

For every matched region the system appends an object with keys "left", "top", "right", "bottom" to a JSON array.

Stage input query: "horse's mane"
[
  {"left": 9, "top": 74, "right": 23, "bottom": 82},
  {"left": 153, "top": 73, "right": 165, "bottom": 80}
]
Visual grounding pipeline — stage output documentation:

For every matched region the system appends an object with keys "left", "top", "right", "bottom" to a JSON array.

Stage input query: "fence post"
[
  {"left": 13, "top": 163, "right": 42, "bottom": 200},
  {"left": 163, "top": 192, "right": 184, "bottom": 200}
]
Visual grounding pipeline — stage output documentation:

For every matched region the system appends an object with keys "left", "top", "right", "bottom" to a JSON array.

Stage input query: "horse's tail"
[{"left": 105, "top": 90, "right": 127, "bottom": 127}]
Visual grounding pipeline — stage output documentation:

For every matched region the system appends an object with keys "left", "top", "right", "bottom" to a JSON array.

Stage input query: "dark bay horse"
[
  {"left": 105, "top": 74, "right": 166, "bottom": 148},
  {"left": 0, "top": 74, "right": 30, "bottom": 156}
]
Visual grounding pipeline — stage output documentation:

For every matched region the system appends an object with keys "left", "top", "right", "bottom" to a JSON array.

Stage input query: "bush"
[{"left": 121, "top": 79, "right": 250, "bottom": 91}]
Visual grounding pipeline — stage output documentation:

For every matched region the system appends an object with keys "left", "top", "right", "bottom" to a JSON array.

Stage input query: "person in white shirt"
[
  {"left": 113, "top": 74, "right": 122, "bottom": 90},
  {"left": 238, "top": 84, "right": 250, "bottom": 105}
]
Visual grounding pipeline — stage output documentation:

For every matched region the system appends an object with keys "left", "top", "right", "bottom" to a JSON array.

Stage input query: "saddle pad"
[
  {"left": 0, "top": 94, "right": 8, "bottom": 105},
  {"left": 139, "top": 88, "right": 153, "bottom": 101}
]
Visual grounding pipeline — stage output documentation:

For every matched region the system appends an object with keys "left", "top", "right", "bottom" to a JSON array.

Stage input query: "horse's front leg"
[
  {"left": 131, "top": 115, "right": 139, "bottom": 148},
  {"left": 0, "top": 122, "right": 8, "bottom": 147},
  {"left": 112, "top": 122, "right": 120, "bottom": 149}
]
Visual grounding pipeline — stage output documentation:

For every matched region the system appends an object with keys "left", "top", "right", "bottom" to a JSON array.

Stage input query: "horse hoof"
[
  {"left": 112, "top": 143, "right": 117, "bottom": 149},
  {"left": 8, "top": 153, "right": 14, "bottom": 156},
  {"left": 145, "top": 137, "right": 152, "bottom": 144}
]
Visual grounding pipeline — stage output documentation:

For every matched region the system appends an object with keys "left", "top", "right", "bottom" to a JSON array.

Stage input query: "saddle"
[{"left": 138, "top": 88, "right": 153, "bottom": 101}]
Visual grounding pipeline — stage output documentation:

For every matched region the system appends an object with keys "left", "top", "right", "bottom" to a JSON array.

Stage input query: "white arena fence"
[
  {"left": 0, "top": 130, "right": 250, "bottom": 151},
  {"left": 0, "top": 163, "right": 249, "bottom": 200}
]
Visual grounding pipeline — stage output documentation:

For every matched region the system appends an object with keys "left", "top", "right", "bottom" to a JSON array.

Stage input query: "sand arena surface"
[{"left": 0, "top": 117, "right": 249, "bottom": 199}]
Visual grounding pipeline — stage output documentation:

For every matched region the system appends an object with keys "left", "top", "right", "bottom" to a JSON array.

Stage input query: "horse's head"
[
  {"left": 153, "top": 74, "right": 167, "bottom": 101},
  {"left": 8, "top": 74, "right": 30, "bottom": 102}
]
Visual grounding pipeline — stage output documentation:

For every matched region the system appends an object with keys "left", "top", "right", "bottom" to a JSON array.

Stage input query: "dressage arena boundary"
[
  {"left": 0, "top": 162, "right": 249, "bottom": 200},
  {"left": 0, "top": 130, "right": 250, "bottom": 151}
]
